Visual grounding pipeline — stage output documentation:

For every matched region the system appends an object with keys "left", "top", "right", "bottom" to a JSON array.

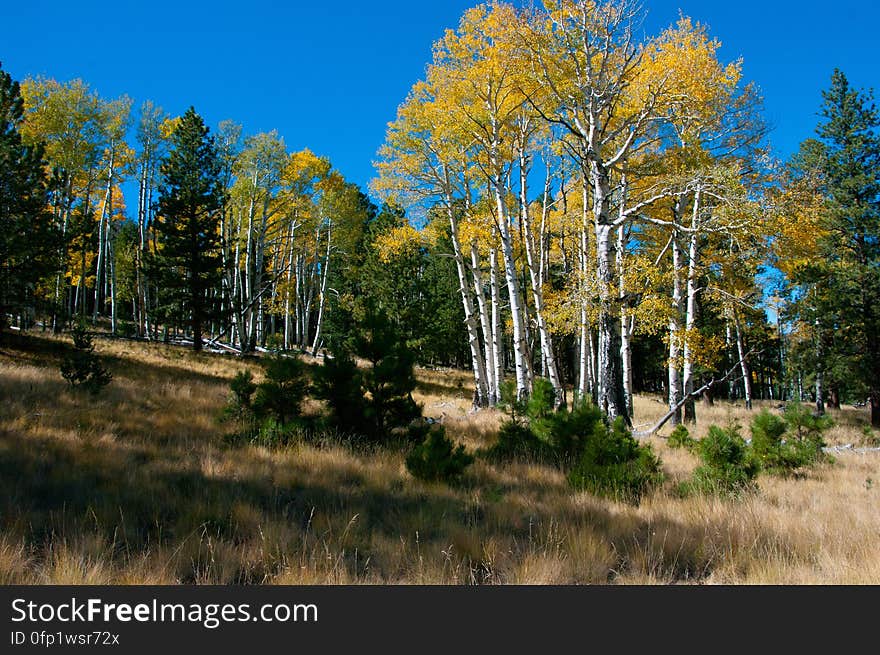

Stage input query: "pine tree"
[
  {"left": 793, "top": 71, "right": 880, "bottom": 426},
  {"left": 355, "top": 305, "right": 422, "bottom": 437},
  {"left": 316, "top": 302, "right": 421, "bottom": 441},
  {"left": 0, "top": 63, "right": 58, "bottom": 331},
  {"left": 151, "top": 107, "right": 225, "bottom": 351},
  {"left": 60, "top": 321, "right": 112, "bottom": 394}
]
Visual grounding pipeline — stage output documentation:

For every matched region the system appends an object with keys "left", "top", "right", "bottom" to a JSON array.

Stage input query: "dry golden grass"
[{"left": 0, "top": 331, "right": 877, "bottom": 585}]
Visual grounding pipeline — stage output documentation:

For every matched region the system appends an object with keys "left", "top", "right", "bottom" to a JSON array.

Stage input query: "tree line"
[{"left": 1, "top": 0, "right": 878, "bottom": 427}]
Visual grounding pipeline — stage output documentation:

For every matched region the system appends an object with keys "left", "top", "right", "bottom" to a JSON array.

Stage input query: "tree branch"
[{"left": 633, "top": 349, "right": 761, "bottom": 439}]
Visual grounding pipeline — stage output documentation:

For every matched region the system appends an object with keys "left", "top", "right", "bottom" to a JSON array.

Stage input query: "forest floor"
[{"left": 1, "top": 331, "right": 878, "bottom": 584}]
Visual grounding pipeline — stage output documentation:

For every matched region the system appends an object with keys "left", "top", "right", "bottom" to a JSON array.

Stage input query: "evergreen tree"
[
  {"left": 355, "top": 304, "right": 422, "bottom": 436},
  {"left": 358, "top": 204, "right": 424, "bottom": 347},
  {"left": 420, "top": 221, "right": 469, "bottom": 367},
  {"left": 151, "top": 107, "right": 225, "bottom": 351},
  {"left": 0, "top": 63, "right": 58, "bottom": 331},
  {"left": 791, "top": 71, "right": 880, "bottom": 425},
  {"left": 327, "top": 202, "right": 468, "bottom": 369},
  {"left": 316, "top": 302, "right": 421, "bottom": 441},
  {"left": 60, "top": 321, "right": 112, "bottom": 394}
]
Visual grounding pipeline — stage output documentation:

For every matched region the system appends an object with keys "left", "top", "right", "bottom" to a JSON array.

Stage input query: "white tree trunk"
[
  {"left": 311, "top": 218, "right": 332, "bottom": 356},
  {"left": 470, "top": 242, "right": 497, "bottom": 404},
  {"left": 492, "top": 178, "right": 531, "bottom": 400},
  {"left": 591, "top": 157, "right": 627, "bottom": 423},
  {"left": 682, "top": 187, "right": 702, "bottom": 424},
  {"left": 241, "top": 182, "right": 256, "bottom": 351},
  {"left": 444, "top": 191, "right": 489, "bottom": 408},
  {"left": 93, "top": 148, "right": 115, "bottom": 322},
  {"left": 617, "top": 224, "right": 633, "bottom": 417},
  {"left": 520, "top": 150, "right": 563, "bottom": 403},
  {"left": 283, "top": 221, "right": 296, "bottom": 349},
  {"left": 595, "top": 221, "right": 622, "bottom": 420},
  {"left": 577, "top": 179, "right": 592, "bottom": 399},
  {"left": 815, "top": 316, "right": 825, "bottom": 415},
  {"left": 734, "top": 310, "right": 752, "bottom": 410},
  {"left": 668, "top": 230, "right": 684, "bottom": 425},
  {"left": 489, "top": 246, "right": 504, "bottom": 395}
]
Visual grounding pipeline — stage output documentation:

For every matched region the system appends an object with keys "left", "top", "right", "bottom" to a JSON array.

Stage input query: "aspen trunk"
[
  {"left": 311, "top": 219, "right": 332, "bottom": 356},
  {"left": 595, "top": 222, "right": 626, "bottom": 422},
  {"left": 577, "top": 178, "right": 593, "bottom": 399},
  {"left": 444, "top": 188, "right": 489, "bottom": 408},
  {"left": 492, "top": 180, "right": 531, "bottom": 400},
  {"left": 52, "top": 177, "right": 73, "bottom": 333},
  {"left": 734, "top": 310, "right": 752, "bottom": 410},
  {"left": 682, "top": 187, "right": 702, "bottom": 424},
  {"left": 815, "top": 318, "right": 826, "bottom": 416},
  {"left": 470, "top": 242, "right": 497, "bottom": 404},
  {"left": 591, "top": 157, "right": 628, "bottom": 424},
  {"left": 668, "top": 229, "right": 683, "bottom": 425},
  {"left": 283, "top": 219, "right": 297, "bottom": 350},
  {"left": 94, "top": 149, "right": 115, "bottom": 323},
  {"left": 616, "top": 201, "right": 633, "bottom": 417},
  {"left": 520, "top": 150, "right": 563, "bottom": 403},
  {"left": 136, "top": 162, "right": 148, "bottom": 337},
  {"left": 489, "top": 246, "right": 504, "bottom": 395},
  {"left": 109, "top": 219, "right": 117, "bottom": 334},
  {"left": 240, "top": 174, "right": 257, "bottom": 352}
]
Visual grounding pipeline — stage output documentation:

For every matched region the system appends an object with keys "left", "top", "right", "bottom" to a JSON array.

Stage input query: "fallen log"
[{"left": 633, "top": 350, "right": 758, "bottom": 440}]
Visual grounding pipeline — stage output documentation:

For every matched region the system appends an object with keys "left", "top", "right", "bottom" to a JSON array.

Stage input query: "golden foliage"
[{"left": 374, "top": 222, "right": 423, "bottom": 263}]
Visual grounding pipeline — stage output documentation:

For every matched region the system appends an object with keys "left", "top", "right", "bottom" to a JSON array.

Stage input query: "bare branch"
[{"left": 633, "top": 349, "right": 761, "bottom": 439}]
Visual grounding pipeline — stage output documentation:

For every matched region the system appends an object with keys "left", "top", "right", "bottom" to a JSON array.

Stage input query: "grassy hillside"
[{"left": 1, "top": 332, "right": 878, "bottom": 584}]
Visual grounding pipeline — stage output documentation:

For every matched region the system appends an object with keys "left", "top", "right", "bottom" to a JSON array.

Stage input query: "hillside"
[{"left": 1, "top": 332, "right": 878, "bottom": 584}]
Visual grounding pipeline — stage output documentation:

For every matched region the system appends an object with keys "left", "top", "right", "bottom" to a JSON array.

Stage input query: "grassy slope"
[{"left": 1, "top": 331, "right": 878, "bottom": 584}]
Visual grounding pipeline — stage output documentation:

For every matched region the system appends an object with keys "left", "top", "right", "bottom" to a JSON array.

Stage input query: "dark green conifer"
[{"left": 151, "top": 107, "right": 225, "bottom": 351}]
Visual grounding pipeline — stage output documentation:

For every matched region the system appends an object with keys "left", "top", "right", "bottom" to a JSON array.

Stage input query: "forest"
[{"left": 0, "top": 0, "right": 878, "bottom": 585}]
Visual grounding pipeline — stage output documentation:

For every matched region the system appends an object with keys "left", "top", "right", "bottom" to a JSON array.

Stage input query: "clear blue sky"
[{"left": 3, "top": 0, "right": 878, "bottom": 199}]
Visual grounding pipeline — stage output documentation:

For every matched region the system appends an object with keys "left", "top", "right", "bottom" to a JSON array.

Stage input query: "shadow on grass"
[
  {"left": 415, "top": 378, "right": 470, "bottom": 400},
  {"left": 0, "top": 330, "right": 794, "bottom": 584},
  {"left": 0, "top": 407, "right": 763, "bottom": 584}
]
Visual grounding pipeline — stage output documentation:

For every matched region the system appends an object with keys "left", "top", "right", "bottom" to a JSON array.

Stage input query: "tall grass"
[{"left": 1, "top": 332, "right": 877, "bottom": 584}]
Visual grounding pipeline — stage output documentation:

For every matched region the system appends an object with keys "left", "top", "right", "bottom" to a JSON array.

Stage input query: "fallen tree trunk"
[{"left": 633, "top": 351, "right": 758, "bottom": 440}]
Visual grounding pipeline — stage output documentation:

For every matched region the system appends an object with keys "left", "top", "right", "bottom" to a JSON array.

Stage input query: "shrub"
[
  {"left": 784, "top": 402, "right": 834, "bottom": 440},
  {"left": 862, "top": 425, "right": 880, "bottom": 448},
  {"left": 497, "top": 379, "right": 527, "bottom": 423},
  {"left": 667, "top": 424, "right": 695, "bottom": 451},
  {"left": 749, "top": 410, "right": 797, "bottom": 473},
  {"left": 406, "top": 425, "right": 473, "bottom": 483},
  {"left": 251, "top": 417, "right": 294, "bottom": 448},
  {"left": 253, "top": 354, "right": 308, "bottom": 425},
  {"left": 783, "top": 403, "right": 831, "bottom": 465},
  {"left": 498, "top": 376, "right": 556, "bottom": 424},
  {"left": 747, "top": 406, "right": 834, "bottom": 476},
  {"left": 315, "top": 306, "right": 421, "bottom": 441},
  {"left": 526, "top": 377, "right": 557, "bottom": 420},
  {"left": 265, "top": 333, "right": 285, "bottom": 352},
  {"left": 116, "top": 320, "right": 137, "bottom": 338},
  {"left": 489, "top": 421, "right": 551, "bottom": 461},
  {"left": 683, "top": 423, "right": 758, "bottom": 496},
  {"left": 492, "top": 388, "right": 665, "bottom": 505},
  {"left": 313, "top": 350, "right": 367, "bottom": 436},
  {"left": 491, "top": 393, "right": 602, "bottom": 464},
  {"left": 491, "top": 395, "right": 664, "bottom": 504},
  {"left": 568, "top": 417, "right": 664, "bottom": 504},
  {"left": 60, "top": 322, "right": 112, "bottom": 395},
  {"left": 533, "top": 398, "right": 605, "bottom": 464},
  {"left": 226, "top": 370, "right": 257, "bottom": 418},
  {"left": 222, "top": 357, "right": 308, "bottom": 447}
]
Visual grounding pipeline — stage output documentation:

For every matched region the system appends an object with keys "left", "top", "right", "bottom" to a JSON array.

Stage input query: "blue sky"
[{"left": 3, "top": 0, "right": 878, "bottom": 198}]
